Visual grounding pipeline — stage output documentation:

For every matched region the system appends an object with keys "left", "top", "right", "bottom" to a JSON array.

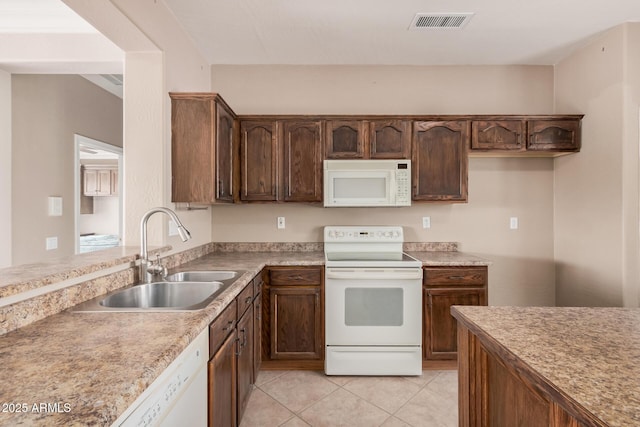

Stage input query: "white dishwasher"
[{"left": 112, "top": 329, "right": 208, "bottom": 427}]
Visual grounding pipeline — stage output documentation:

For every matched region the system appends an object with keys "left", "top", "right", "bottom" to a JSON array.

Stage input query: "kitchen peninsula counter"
[
  {"left": 0, "top": 247, "right": 487, "bottom": 426},
  {"left": 452, "top": 306, "right": 640, "bottom": 427}
]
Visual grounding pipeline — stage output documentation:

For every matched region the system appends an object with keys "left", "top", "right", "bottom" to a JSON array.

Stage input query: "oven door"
[{"left": 325, "top": 267, "right": 422, "bottom": 346}]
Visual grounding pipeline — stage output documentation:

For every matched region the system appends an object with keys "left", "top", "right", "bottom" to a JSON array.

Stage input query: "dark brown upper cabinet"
[
  {"left": 281, "top": 120, "right": 323, "bottom": 202},
  {"left": 527, "top": 119, "right": 581, "bottom": 152},
  {"left": 239, "top": 119, "right": 323, "bottom": 203},
  {"left": 240, "top": 120, "right": 278, "bottom": 201},
  {"left": 368, "top": 120, "right": 411, "bottom": 159},
  {"left": 471, "top": 120, "right": 526, "bottom": 152},
  {"left": 325, "top": 120, "right": 365, "bottom": 158},
  {"left": 170, "top": 92, "right": 236, "bottom": 204},
  {"left": 469, "top": 115, "right": 582, "bottom": 156},
  {"left": 325, "top": 119, "right": 411, "bottom": 159},
  {"left": 412, "top": 121, "right": 469, "bottom": 202}
]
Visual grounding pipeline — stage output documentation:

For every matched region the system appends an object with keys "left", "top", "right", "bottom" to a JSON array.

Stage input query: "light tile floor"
[{"left": 240, "top": 370, "right": 458, "bottom": 427}]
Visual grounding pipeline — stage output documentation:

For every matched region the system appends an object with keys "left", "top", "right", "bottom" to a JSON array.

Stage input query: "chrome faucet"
[{"left": 140, "top": 207, "right": 191, "bottom": 283}]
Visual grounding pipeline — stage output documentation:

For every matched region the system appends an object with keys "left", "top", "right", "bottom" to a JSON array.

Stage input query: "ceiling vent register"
[{"left": 409, "top": 13, "right": 474, "bottom": 29}]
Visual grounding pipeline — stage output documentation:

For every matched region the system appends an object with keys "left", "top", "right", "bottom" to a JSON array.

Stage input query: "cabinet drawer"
[
  {"left": 269, "top": 268, "right": 322, "bottom": 286},
  {"left": 238, "top": 282, "right": 255, "bottom": 318},
  {"left": 209, "top": 302, "right": 237, "bottom": 357},
  {"left": 423, "top": 267, "right": 487, "bottom": 287}
]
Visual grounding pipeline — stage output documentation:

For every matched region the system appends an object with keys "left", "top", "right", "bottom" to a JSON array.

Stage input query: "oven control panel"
[{"left": 324, "top": 226, "right": 403, "bottom": 242}]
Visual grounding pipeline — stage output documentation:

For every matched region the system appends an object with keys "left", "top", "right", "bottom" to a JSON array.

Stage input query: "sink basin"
[
  {"left": 99, "top": 281, "right": 225, "bottom": 310},
  {"left": 71, "top": 270, "right": 247, "bottom": 312},
  {"left": 165, "top": 270, "right": 239, "bottom": 282}
]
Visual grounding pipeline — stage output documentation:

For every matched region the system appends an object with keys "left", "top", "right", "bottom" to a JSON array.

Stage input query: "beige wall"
[
  {"left": 11, "top": 74, "right": 122, "bottom": 265},
  {"left": 554, "top": 23, "right": 640, "bottom": 307},
  {"left": 0, "top": 70, "right": 10, "bottom": 268},
  {"left": 211, "top": 65, "right": 557, "bottom": 306}
]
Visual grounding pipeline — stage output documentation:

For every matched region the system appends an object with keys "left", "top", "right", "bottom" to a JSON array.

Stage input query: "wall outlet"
[
  {"left": 422, "top": 216, "right": 431, "bottom": 229},
  {"left": 510, "top": 217, "right": 519, "bottom": 230},
  {"left": 277, "top": 217, "right": 285, "bottom": 229},
  {"left": 46, "top": 237, "right": 58, "bottom": 250}
]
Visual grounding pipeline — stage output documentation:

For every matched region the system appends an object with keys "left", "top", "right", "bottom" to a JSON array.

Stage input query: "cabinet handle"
[
  {"left": 218, "top": 180, "right": 224, "bottom": 197},
  {"left": 235, "top": 337, "right": 241, "bottom": 356},
  {"left": 245, "top": 296, "right": 253, "bottom": 304},
  {"left": 222, "top": 320, "right": 234, "bottom": 331},
  {"left": 448, "top": 275, "right": 467, "bottom": 280},
  {"left": 240, "top": 328, "right": 247, "bottom": 347}
]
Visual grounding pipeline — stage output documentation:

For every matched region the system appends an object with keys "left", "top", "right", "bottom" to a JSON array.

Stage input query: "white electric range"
[{"left": 324, "top": 226, "right": 423, "bottom": 376}]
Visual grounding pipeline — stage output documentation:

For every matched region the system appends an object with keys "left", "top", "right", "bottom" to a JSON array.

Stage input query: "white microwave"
[{"left": 323, "top": 159, "right": 412, "bottom": 207}]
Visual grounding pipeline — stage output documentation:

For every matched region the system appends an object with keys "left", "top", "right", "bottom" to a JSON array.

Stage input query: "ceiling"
[
  {"left": 164, "top": 0, "right": 640, "bottom": 65},
  {"left": 1, "top": 0, "right": 640, "bottom": 74}
]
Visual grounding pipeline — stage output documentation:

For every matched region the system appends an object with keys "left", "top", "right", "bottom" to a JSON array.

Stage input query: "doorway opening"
[{"left": 74, "top": 135, "right": 123, "bottom": 254}]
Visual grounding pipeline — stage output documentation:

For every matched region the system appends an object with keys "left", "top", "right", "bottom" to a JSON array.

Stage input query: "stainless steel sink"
[
  {"left": 99, "top": 281, "right": 225, "bottom": 310},
  {"left": 164, "top": 270, "right": 239, "bottom": 282},
  {"left": 71, "top": 270, "right": 246, "bottom": 312}
]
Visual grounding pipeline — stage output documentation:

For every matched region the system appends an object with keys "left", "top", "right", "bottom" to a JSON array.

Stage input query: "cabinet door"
[
  {"left": 240, "top": 120, "right": 278, "bottom": 201},
  {"left": 424, "top": 288, "right": 485, "bottom": 360},
  {"left": 325, "top": 120, "right": 365, "bottom": 158},
  {"left": 110, "top": 169, "right": 118, "bottom": 196},
  {"left": 527, "top": 119, "right": 581, "bottom": 151},
  {"left": 216, "top": 103, "right": 235, "bottom": 202},
  {"left": 369, "top": 120, "right": 411, "bottom": 159},
  {"left": 171, "top": 95, "right": 215, "bottom": 203},
  {"left": 83, "top": 169, "right": 98, "bottom": 196},
  {"left": 97, "top": 170, "right": 112, "bottom": 195},
  {"left": 412, "top": 121, "right": 469, "bottom": 202},
  {"left": 270, "top": 286, "right": 322, "bottom": 359},
  {"left": 281, "top": 121, "right": 323, "bottom": 202},
  {"left": 208, "top": 331, "right": 237, "bottom": 427},
  {"left": 253, "top": 277, "right": 263, "bottom": 382},
  {"left": 236, "top": 305, "right": 254, "bottom": 424},
  {"left": 471, "top": 120, "right": 526, "bottom": 151}
]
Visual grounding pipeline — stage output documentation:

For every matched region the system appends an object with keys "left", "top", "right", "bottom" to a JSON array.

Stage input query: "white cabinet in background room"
[{"left": 83, "top": 165, "right": 118, "bottom": 196}]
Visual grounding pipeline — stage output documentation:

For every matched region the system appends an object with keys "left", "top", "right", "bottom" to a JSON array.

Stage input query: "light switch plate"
[
  {"left": 510, "top": 217, "right": 519, "bottom": 230},
  {"left": 48, "top": 196, "right": 63, "bottom": 216},
  {"left": 277, "top": 217, "right": 285, "bottom": 229}
]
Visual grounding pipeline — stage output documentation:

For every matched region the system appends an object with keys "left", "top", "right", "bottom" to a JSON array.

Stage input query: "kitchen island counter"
[{"left": 452, "top": 306, "right": 640, "bottom": 427}]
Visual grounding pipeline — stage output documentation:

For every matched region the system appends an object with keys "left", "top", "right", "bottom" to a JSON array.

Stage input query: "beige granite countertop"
[
  {"left": 452, "top": 306, "right": 640, "bottom": 427},
  {"left": 0, "top": 249, "right": 487, "bottom": 426}
]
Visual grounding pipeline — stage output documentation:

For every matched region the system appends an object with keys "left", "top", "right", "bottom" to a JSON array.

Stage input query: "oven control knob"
[
  {"left": 328, "top": 231, "right": 336, "bottom": 238},
  {"left": 337, "top": 231, "right": 344, "bottom": 238}
]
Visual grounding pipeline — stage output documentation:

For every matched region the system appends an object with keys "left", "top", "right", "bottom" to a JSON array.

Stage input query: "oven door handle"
[{"left": 325, "top": 268, "right": 423, "bottom": 280}]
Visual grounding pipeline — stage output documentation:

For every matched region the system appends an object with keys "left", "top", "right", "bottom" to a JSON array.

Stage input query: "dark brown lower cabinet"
[
  {"left": 456, "top": 323, "right": 589, "bottom": 427},
  {"left": 262, "top": 267, "right": 324, "bottom": 369},
  {"left": 422, "top": 266, "right": 488, "bottom": 365},
  {"left": 424, "top": 288, "right": 485, "bottom": 360},
  {"left": 236, "top": 304, "right": 253, "bottom": 422},
  {"left": 208, "top": 331, "right": 237, "bottom": 427},
  {"left": 209, "top": 273, "right": 262, "bottom": 427}
]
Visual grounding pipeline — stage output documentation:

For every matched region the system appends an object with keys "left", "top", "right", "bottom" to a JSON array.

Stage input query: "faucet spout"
[{"left": 140, "top": 207, "right": 192, "bottom": 283}]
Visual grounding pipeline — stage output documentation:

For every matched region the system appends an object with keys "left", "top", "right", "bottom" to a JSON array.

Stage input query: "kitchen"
[{"left": 1, "top": 0, "right": 640, "bottom": 426}]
